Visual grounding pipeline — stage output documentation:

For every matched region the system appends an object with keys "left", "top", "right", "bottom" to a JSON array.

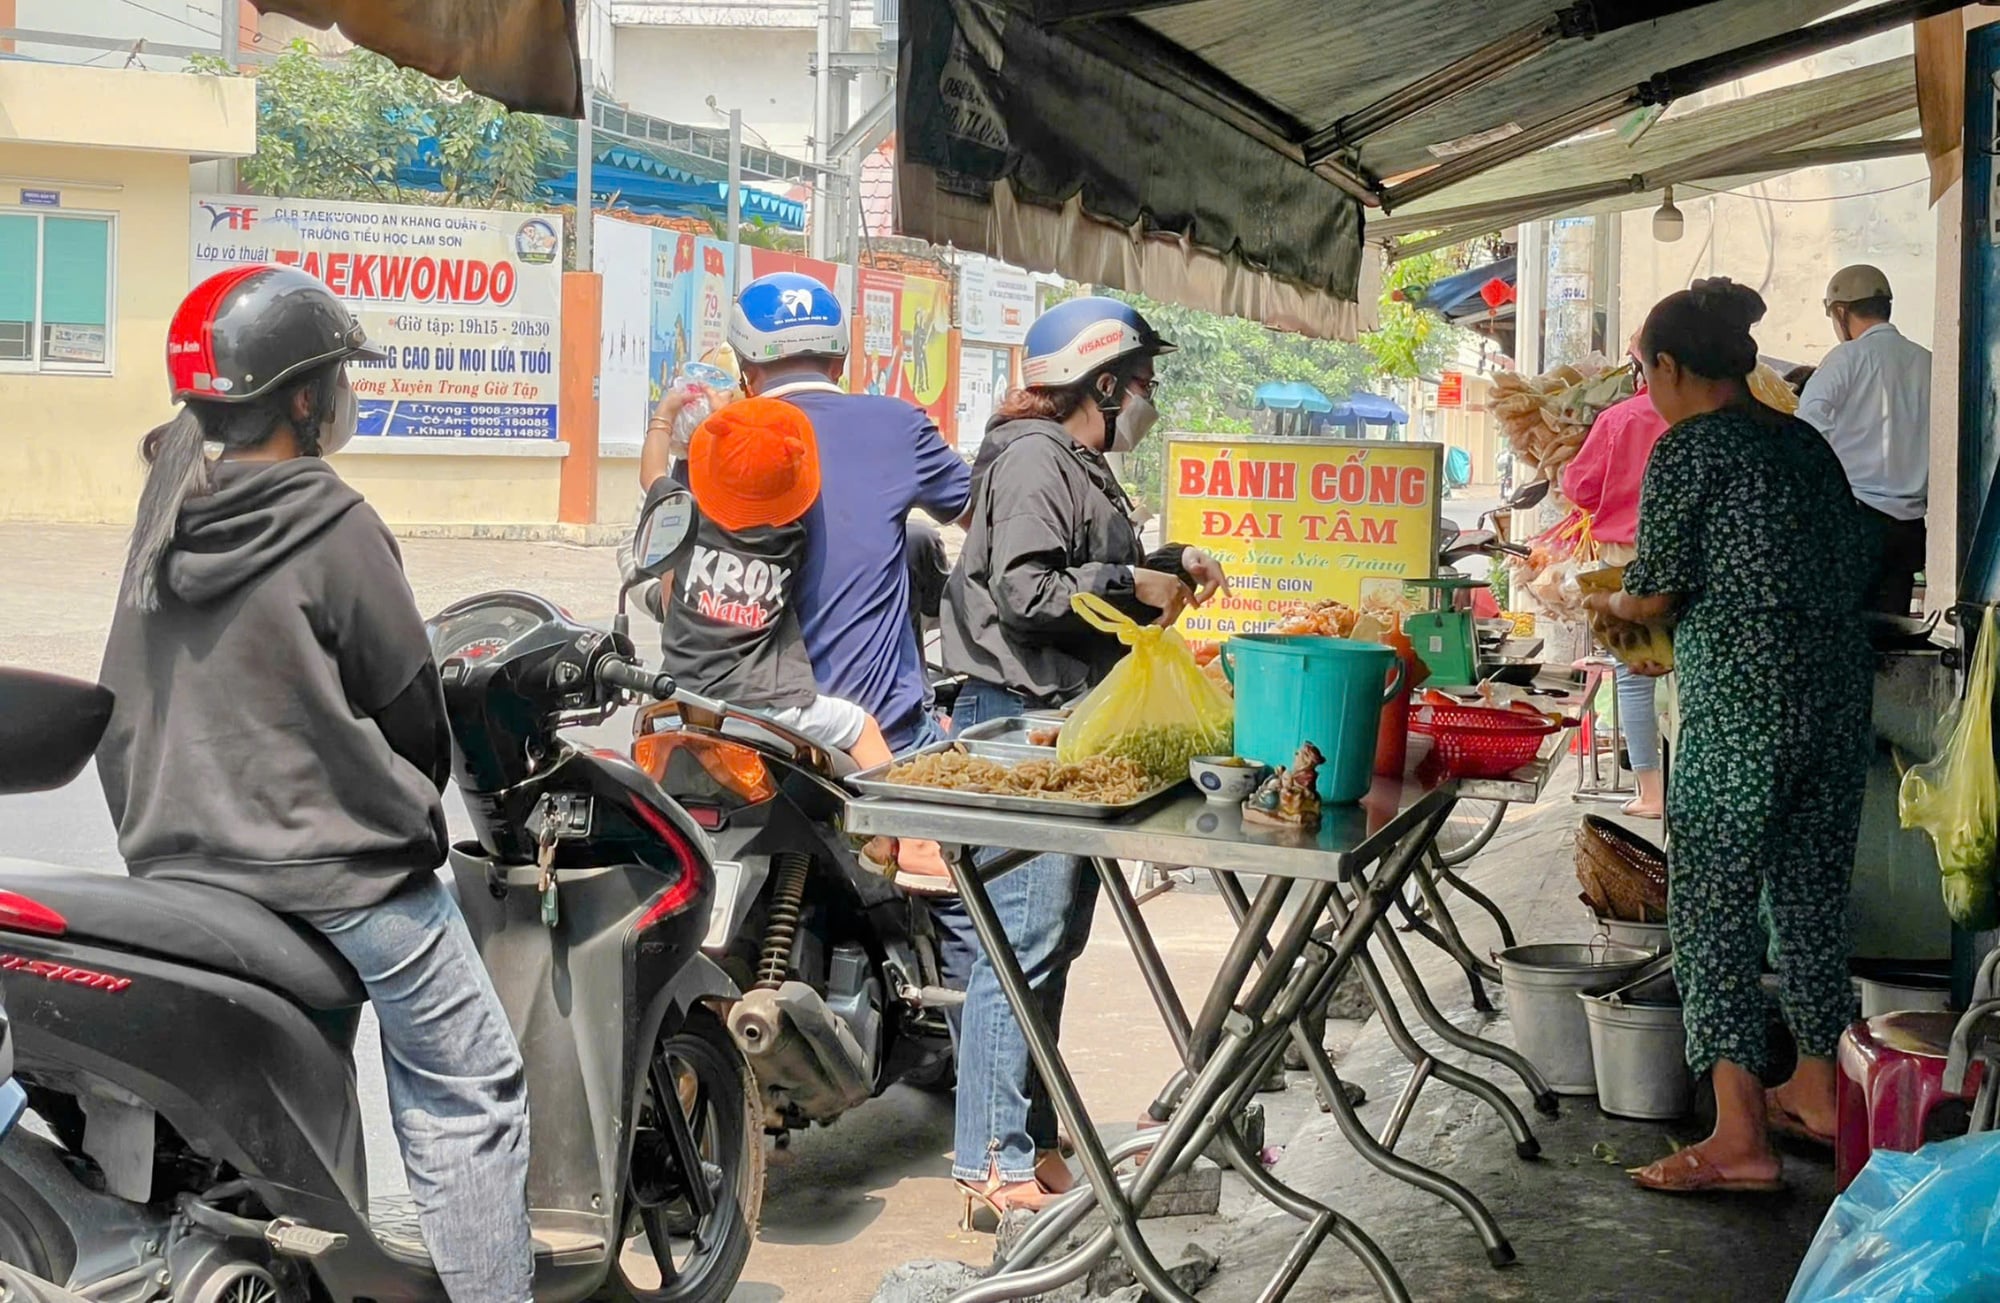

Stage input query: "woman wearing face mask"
[
  {"left": 96, "top": 267, "right": 534, "bottom": 1299},
  {"left": 936, "top": 296, "right": 1227, "bottom": 1226}
]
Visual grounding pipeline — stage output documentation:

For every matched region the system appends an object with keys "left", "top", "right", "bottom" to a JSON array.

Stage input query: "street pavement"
[
  {"left": 0, "top": 521, "right": 1210, "bottom": 1302},
  {"left": 0, "top": 516, "right": 1837, "bottom": 1302}
]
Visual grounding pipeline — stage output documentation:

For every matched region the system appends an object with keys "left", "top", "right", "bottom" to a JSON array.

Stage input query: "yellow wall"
[
  {"left": 336, "top": 453, "right": 565, "bottom": 526},
  {"left": 597, "top": 453, "right": 643, "bottom": 526},
  {"left": 0, "top": 143, "right": 191, "bottom": 524}
]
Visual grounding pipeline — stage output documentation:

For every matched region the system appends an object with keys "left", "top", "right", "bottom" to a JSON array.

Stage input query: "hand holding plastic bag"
[
  {"left": 1787, "top": 1130, "right": 2000, "bottom": 1302},
  {"left": 1057, "top": 593, "right": 1233, "bottom": 782},
  {"left": 1899, "top": 605, "right": 2000, "bottom": 930}
]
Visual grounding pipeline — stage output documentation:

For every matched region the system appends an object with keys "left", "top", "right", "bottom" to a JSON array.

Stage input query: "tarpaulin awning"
[
  {"left": 897, "top": 0, "right": 1864, "bottom": 338},
  {"left": 1406, "top": 257, "right": 1518, "bottom": 324},
  {"left": 1373, "top": 55, "right": 1920, "bottom": 249},
  {"left": 251, "top": 0, "right": 581, "bottom": 117},
  {"left": 1252, "top": 381, "right": 1335, "bottom": 414}
]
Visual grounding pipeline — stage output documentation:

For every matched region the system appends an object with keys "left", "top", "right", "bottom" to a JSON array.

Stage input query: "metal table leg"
[
  {"left": 1329, "top": 916, "right": 1544, "bottom": 1160},
  {"left": 941, "top": 851, "right": 1203, "bottom": 1303},
  {"left": 962, "top": 849, "right": 1411, "bottom": 1303},
  {"left": 1213, "top": 870, "right": 1517, "bottom": 1267},
  {"left": 1361, "top": 904, "right": 1557, "bottom": 1113},
  {"left": 1430, "top": 851, "right": 1519, "bottom": 952}
]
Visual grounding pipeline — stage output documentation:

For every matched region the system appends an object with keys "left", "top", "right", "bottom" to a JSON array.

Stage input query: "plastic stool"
[{"left": 1835, "top": 1011, "right": 1985, "bottom": 1192}]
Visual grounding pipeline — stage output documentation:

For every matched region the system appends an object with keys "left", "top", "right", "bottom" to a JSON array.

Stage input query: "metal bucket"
[
  {"left": 1496, "top": 942, "right": 1653, "bottom": 1094},
  {"left": 1580, "top": 992, "right": 1692, "bottom": 1119},
  {"left": 1588, "top": 914, "right": 1668, "bottom": 954}
]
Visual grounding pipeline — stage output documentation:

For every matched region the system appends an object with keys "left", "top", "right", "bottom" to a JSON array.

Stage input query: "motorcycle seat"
[{"left": 0, "top": 864, "right": 366, "bottom": 1011}]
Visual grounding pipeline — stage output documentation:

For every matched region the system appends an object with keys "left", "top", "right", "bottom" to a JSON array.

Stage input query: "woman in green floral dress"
[{"left": 1584, "top": 279, "right": 1874, "bottom": 1194}]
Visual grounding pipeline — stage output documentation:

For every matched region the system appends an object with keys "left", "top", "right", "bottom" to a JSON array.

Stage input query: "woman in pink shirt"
[{"left": 1563, "top": 379, "right": 1671, "bottom": 818}]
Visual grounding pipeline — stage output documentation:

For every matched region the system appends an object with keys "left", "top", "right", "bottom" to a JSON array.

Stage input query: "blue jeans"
[
  {"left": 302, "top": 878, "right": 533, "bottom": 1302},
  {"left": 930, "top": 681, "right": 1101, "bottom": 1182},
  {"left": 1615, "top": 660, "right": 1662, "bottom": 772}
]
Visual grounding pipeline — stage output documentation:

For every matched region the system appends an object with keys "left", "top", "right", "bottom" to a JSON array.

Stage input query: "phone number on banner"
[{"left": 357, "top": 402, "right": 559, "bottom": 440}]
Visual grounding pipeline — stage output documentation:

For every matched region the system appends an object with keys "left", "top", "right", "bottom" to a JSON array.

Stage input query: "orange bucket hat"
[{"left": 687, "top": 396, "right": 822, "bottom": 531}]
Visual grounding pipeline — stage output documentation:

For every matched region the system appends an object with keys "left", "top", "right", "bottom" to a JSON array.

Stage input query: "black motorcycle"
[{"left": 0, "top": 490, "right": 759, "bottom": 1302}]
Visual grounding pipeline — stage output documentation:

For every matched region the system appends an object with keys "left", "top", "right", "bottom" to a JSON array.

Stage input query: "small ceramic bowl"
[{"left": 1190, "top": 756, "right": 1268, "bottom": 805}]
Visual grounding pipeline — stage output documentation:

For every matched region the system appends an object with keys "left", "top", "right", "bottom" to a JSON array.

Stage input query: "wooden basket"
[{"left": 1574, "top": 815, "right": 1669, "bottom": 923}]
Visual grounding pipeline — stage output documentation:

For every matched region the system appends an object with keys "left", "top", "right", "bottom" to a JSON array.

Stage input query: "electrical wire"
[
  {"left": 1678, "top": 175, "right": 1928, "bottom": 203},
  {"left": 115, "top": 0, "right": 220, "bottom": 38}
]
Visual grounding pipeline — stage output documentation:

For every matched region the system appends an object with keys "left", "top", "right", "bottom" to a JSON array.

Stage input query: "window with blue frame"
[{"left": 0, "top": 211, "right": 113, "bottom": 370}]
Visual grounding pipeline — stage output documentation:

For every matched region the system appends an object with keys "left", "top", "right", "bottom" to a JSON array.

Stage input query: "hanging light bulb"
[{"left": 1653, "top": 186, "right": 1684, "bottom": 243}]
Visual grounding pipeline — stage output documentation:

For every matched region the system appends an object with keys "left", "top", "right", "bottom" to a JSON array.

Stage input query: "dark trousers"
[{"left": 1861, "top": 507, "right": 1926, "bottom": 617}]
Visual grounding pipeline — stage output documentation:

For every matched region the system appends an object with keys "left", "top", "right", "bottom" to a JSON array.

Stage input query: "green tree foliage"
[
  {"left": 191, "top": 43, "right": 556, "bottom": 206},
  {"left": 1363, "top": 246, "right": 1468, "bottom": 381}
]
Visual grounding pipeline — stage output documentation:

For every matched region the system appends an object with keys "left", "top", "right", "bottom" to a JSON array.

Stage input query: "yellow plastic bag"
[
  {"left": 1575, "top": 564, "right": 1675, "bottom": 672},
  {"left": 1057, "top": 593, "right": 1233, "bottom": 782},
  {"left": 1900, "top": 605, "right": 2000, "bottom": 929}
]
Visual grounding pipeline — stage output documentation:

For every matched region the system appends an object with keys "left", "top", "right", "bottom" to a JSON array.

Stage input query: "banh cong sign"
[
  {"left": 190, "top": 196, "right": 563, "bottom": 440},
  {"left": 1161, "top": 436, "right": 1442, "bottom": 640}
]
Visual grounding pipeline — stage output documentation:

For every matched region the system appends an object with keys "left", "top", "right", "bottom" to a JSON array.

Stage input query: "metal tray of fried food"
[
  {"left": 957, "top": 714, "right": 1068, "bottom": 749},
  {"left": 847, "top": 738, "right": 1184, "bottom": 819}
]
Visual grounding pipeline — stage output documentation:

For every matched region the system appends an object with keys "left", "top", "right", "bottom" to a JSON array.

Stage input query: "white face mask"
[
  {"left": 1111, "top": 389, "right": 1159, "bottom": 453},
  {"left": 322, "top": 370, "right": 357, "bottom": 456}
]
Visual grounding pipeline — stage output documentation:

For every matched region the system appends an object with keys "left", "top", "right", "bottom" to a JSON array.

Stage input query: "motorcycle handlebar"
[{"left": 596, "top": 657, "right": 676, "bottom": 700}]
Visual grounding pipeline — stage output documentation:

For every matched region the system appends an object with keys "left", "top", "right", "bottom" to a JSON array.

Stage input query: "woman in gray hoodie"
[{"left": 95, "top": 266, "right": 532, "bottom": 1301}]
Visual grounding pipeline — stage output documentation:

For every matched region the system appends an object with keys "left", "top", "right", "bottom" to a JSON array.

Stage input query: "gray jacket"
[{"left": 942, "top": 419, "right": 1159, "bottom": 706}]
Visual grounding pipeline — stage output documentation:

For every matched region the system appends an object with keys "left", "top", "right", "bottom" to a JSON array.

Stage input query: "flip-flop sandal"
[
  {"left": 1765, "top": 1095, "right": 1836, "bottom": 1148},
  {"left": 1629, "top": 1147, "right": 1785, "bottom": 1194},
  {"left": 1620, "top": 799, "right": 1663, "bottom": 820}
]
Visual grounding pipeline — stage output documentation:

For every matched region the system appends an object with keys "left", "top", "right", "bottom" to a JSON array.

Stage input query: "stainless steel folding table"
[{"left": 847, "top": 767, "right": 1554, "bottom": 1303}]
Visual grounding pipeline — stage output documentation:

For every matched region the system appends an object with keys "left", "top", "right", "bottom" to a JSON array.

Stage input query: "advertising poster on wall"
[
  {"left": 853, "top": 268, "right": 954, "bottom": 434},
  {"left": 647, "top": 229, "right": 698, "bottom": 420},
  {"left": 1161, "top": 436, "right": 1441, "bottom": 641},
  {"left": 594, "top": 214, "right": 654, "bottom": 448},
  {"left": 958, "top": 257, "right": 1036, "bottom": 346},
  {"left": 954, "top": 343, "right": 1012, "bottom": 462},
  {"left": 190, "top": 195, "right": 562, "bottom": 440}
]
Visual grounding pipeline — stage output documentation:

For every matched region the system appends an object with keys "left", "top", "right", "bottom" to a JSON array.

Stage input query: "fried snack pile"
[
  {"left": 885, "top": 745, "right": 1152, "bottom": 805},
  {"left": 1274, "top": 600, "right": 1360, "bottom": 638}
]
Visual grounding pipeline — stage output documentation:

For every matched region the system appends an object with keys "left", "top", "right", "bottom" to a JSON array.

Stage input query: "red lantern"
[{"left": 1479, "top": 278, "right": 1516, "bottom": 312}]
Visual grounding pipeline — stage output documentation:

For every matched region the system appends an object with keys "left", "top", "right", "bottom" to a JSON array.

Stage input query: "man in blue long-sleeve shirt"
[{"left": 641, "top": 271, "right": 970, "bottom": 749}]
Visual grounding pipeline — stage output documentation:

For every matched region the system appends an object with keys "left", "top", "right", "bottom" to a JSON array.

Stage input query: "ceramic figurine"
[{"left": 1242, "top": 742, "right": 1325, "bottom": 831}]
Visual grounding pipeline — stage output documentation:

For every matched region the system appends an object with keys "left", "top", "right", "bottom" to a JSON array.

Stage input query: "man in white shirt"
[{"left": 1795, "top": 265, "right": 1932, "bottom": 615}]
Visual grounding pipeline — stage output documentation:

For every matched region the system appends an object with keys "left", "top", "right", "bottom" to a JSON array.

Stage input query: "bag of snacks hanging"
[{"left": 1058, "top": 594, "right": 1233, "bottom": 782}]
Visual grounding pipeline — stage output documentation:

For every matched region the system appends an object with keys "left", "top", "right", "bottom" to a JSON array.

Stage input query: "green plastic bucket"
[{"left": 1222, "top": 635, "right": 1403, "bottom": 804}]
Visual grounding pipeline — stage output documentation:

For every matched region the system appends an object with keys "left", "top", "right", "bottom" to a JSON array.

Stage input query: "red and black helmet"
[{"left": 167, "top": 265, "right": 386, "bottom": 404}]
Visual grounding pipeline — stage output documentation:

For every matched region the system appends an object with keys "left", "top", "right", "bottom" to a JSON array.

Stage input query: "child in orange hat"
[{"left": 657, "top": 397, "right": 949, "bottom": 886}]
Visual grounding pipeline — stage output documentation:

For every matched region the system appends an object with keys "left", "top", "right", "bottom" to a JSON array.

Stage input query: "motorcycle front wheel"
[{"left": 594, "top": 1009, "right": 764, "bottom": 1303}]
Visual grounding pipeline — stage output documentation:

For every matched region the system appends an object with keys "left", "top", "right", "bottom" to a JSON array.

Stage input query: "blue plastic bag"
[{"left": 1787, "top": 1130, "right": 2000, "bottom": 1301}]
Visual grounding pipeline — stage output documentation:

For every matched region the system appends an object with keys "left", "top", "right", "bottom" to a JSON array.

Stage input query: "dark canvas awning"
[{"left": 897, "top": 0, "right": 1940, "bottom": 338}]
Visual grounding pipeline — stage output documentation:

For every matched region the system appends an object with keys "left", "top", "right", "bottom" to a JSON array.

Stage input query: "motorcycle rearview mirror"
[
  {"left": 631, "top": 487, "right": 698, "bottom": 584},
  {"left": 1506, "top": 478, "right": 1552, "bottom": 512},
  {"left": 616, "top": 487, "right": 699, "bottom": 639}
]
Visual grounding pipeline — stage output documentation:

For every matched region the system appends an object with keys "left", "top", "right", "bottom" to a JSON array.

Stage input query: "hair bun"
[{"left": 1688, "top": 277, "right": 1767, "bottom": 333}]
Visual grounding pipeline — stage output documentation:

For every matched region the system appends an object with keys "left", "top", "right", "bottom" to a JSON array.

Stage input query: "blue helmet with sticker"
[
  {"left": 728, "top": 271, "right": 850, "bottom": 363},
  {"left": 1021, "top": 296, "right": 1174, "bottom": 389}
]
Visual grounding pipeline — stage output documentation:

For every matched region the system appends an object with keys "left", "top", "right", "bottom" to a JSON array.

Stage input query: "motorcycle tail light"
[
  {"left": 0, "top": 891, "right": 66, "bottom": 937},
  {"left": 632, "top": 731, "right": 776, "bottom": 804},
  {"left": 628, "top": 799, "right": 707, "bottom": 929}
]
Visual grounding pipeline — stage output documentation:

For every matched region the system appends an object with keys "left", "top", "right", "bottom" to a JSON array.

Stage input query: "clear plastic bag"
[
  {"left": 666, "top": 359, "right": 739, "bottom": 458},
  {"left": 1057, "top": 593, "right": 1233, "bottom": 782},
  {"left": 1899, "top": 604, "right": 2000, "bottom": 930},
  {"left": 1787, "top": 1130, "right": 2000, "bottom": 1302}
]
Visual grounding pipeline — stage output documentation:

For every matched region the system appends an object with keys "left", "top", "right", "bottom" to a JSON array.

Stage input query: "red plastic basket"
[{"left": 1408, "top": 704, "right": 1560, "bottom": 780}]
